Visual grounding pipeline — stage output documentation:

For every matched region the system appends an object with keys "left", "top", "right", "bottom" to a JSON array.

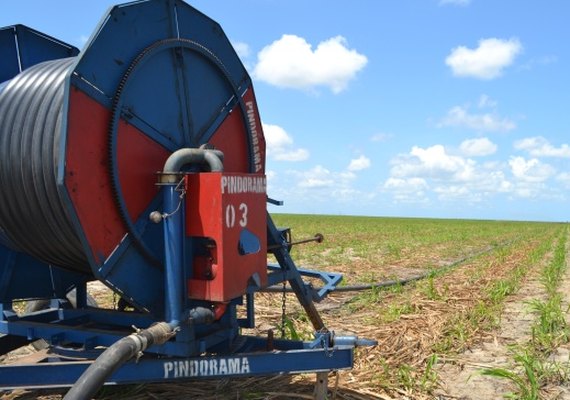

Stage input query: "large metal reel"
[
  {"left": 0, "top": 0, "right": 266, "bottom": 315},
  {"left": 61, "top": 0, "right": 266, "bottom": 314}
]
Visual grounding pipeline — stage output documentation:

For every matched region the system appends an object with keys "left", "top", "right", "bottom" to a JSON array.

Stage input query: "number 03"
[{"left": 225, "top": 203, "right": 248, "bottom": 228}]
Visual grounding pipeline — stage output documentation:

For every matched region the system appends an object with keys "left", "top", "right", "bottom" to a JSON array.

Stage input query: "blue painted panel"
[
  {"left": 73, "top": 0, "right": 174, "bottom": 97},
  {"left": 122, "top": 48, "right": 191, "bottom": 148},
  {"left": 100, "top": 241, "right": 165, "bottom": 316},
  {"left": 182, "top": 48, "right": 235, "bottom": 144},
  {"left": 0, "top": 243, "right": 86, "bottom": 302},
  {"left": 0, "top": 25, "right": 78, "bottom": 83},
  {"left": 95, "top": 195, "right": 166, "bottom": 315},
  {"left": 72, "top": 0, "right": 250, "bottom": 145},
  {"left": 174, "top": 1, "right": 250, "bottom": 91},
  {"left": 0, "top": 27, "right": 19, "bottom": 83},
  {"left": 114, "top": 39, "right": 240, "bottom": 153},
  {"left": 15, "top": 25, "right": 79, "bottom": 71}
]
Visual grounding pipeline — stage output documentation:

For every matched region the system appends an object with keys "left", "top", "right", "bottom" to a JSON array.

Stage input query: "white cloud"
[
  {"left": 384, "top": 177, "right": 428, "bottom": 190},
  {"left": 383, "top": 140, "right": 565, "bottom": 206},
  {"left": 511, "top": 185, "right": 538, "bottom": 199},
  {"left": 253, "top": 34, "right": 367, "bottom": 93},
  {"left": 278, "top": 165, "right": 373, "bottom": 206},
  {"left": 445, "top": 38, "right": 523, "bottom": 79},
  {"left": 347, "top": 155, "right": 371, "bottom": 172},
  {"left": 409, "top": 146, "right": 465, "bottom": 175},
  {"left": 484, "top": 170, "right": 514, "bottom": 193},
  {"left": 391, "top": 145, "right": 476, "bottom": 182},
  {"left": 439, "top": 0, "right": 471, "bottom": 6},
  {"left": 263, "top": 123, "right": 309, "bottom": 162},
  {"left": 264, "top": 123, "right": 292, "bottom": 148},
  {"left": 232, "top": 41, "right": 251, "bottom": 59},
  {"left": 265, "top": 170, "right": 277, "bottom": 193},
  {"left": 384, "top": 144, "right": 518, "bottom": 203},
  {"left": 383, "top": 177, "right": 429, "bottom": 204},
  {"left": 438, "top": 105, "right": 516, "bottom": 132},
  {"left": 514, "top": 136, "right": 570, "bottom": 158},
  {"left": 274, "top": 149, "right": 310, "bottom": 162},
  {"left": 460, "top": 137, "right": 497, "bottom": 156},
  {"left": 433, "top": 185, "right": 473, "bottom": 201},
  {"left": 296, "top": 166, "right": 333, "bottom": 188},
  {"left": 509, "top": 156, "right": 555, "bottom": 182},
  {"left": 293, "top": 166, "right": 360, "bottom": 203}
]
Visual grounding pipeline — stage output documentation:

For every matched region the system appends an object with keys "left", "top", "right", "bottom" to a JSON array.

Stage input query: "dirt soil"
[
  {"left": 435, "top": 235, "right": 570, "bottom": 400},
  {"left": 434, "top": 262, "right": 546, "bottom": 398}
]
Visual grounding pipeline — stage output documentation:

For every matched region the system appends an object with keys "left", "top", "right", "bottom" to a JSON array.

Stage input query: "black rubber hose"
[
  {"left": 63, "top": 322, "right": 172, "bottom": 400},
  {"left": 264, "top": 242, "right": 513, "bottom": 294},
  {"left": 63, "top": 336, "right": 140, "bottom": 400},
  {"left": 331, "top": 248, "right": 480, "bottom": 292},
  {"left": 333, "top": 273, "right": 429, "bottom": 292},
  {"left": 262, "top": 274, "right": 427, "bottom": 294}
]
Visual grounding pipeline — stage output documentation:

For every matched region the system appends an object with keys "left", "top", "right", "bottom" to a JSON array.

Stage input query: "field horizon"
[{"left": 271, "top": 211, "right": 569, "bottom": 225}]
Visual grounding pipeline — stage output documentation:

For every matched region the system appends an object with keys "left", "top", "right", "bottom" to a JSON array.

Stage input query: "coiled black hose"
[{"left": 0, "top": 58, "right": 88, "bottom": 272}]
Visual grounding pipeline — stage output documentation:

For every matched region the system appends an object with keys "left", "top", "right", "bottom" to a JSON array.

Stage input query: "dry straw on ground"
[{"left": 1, "top": 219, "right": 566, "bottom": 399}]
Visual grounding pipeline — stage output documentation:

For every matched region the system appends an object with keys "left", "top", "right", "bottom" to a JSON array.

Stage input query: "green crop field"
[
  {"left": 259, "top": 214, "right": 569, "bottom": 399},
  {"left": 8, "top": 214, "right": 569, "bottom": 400},
  {"left": 271, "top": 213, "right": 560, "bottom": 283}
]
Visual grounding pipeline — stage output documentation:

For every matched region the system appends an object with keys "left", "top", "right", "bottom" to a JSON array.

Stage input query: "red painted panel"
[
  {"left": 186, "top": 173, "right": 267, "bottom": 302},
  {"left": 209, "top": 104, "right": 249, "bottom": 173},
  {"left": 65, "top": 87, "right": 123, "bottom": 264},
  {"left": 117, "top": 120, "right": 170, "bottom": 222},
  {"left": 209, "top": 88, "right": 266, "bottom": 174},
  {"left": 65, "top": 87, "right": 170, "bottom": 264}
]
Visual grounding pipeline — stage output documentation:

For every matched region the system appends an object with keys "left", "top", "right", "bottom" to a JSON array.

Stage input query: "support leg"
[
  {"left": 314, "top": 372, "right": 329, "bottom": 400},
  {"left": 266, "top": 214, "right": 325, "bottom": 331}
]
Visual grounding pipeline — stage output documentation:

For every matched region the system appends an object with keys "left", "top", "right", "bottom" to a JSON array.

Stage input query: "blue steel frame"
[
  {"left": 0, "top": 195, "right": 353, "bottom": 389},
  {"left": 0, "top": 211, "right": 353, "bottom": 390},
  {"left": 265, "top": 265, "right": 343, "bottom": 302},
  {"left": 0, "top": 342, "right": 354, "bottom": 390}
]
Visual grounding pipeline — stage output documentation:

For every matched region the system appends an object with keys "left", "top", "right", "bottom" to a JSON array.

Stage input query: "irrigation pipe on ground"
[{"left": 264, "top": 239, "right": 517, "bottom": 294}]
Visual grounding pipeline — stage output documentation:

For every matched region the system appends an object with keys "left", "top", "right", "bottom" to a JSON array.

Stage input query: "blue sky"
[{"left": 2, "top": 0, "right": 569, "bottom": 222}]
